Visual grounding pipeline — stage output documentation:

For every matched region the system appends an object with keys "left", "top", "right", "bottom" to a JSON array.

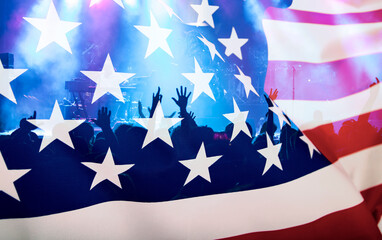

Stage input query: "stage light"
[
  {"left": 89, "top": 0, "right": 103, "bottom": 7},
  {"left": 124, "top": 0, "right": 138, "bottom": 9},
  {"left": 66, "top": 0, "right": 80, "bottom": 8}
]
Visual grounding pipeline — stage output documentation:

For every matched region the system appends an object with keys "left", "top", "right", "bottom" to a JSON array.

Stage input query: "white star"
[
  {"left": 0, "top": 60, "right": 27, "bottom": 104},
  {"left": 82, "top": 148, "right": 134, "bottom": 190},
  {"left": 135, "top": 12, "right": 173, "bottom": 58},
  {"left": 197, "top": 34, "right": 225, "bottom": 62},
  {"left": 90, "top": 0, "right": 125, "bottom": 8},
  {"left": 234, "top": 66, "right": 258, "bottom": 98},
  {"left": 0, "top": 151, "right": 31, "bottom": 201},
  {"left": 113, "top": 0, "right": 125, "bottom": 8},
  {"left": 179, "top": 143, "right": 222, "bottom": 186},
  {"left": 191, "top": 0, "right": 219, "bottom": 28},
  {"left": 81, "top": 54, "right": 135, "bottom": 104},
  {"left": 223, "top": 98, "right": 251, "bottom": 141},
  {"left": 300, "top": 135, "right": 320, "bottom": 159},
  {"left": 134, "top": 102, "right": 182, "bottom": 148},
  {"left": 23, "top": 1, "right": 81, "bottom": 54},
  {"left": 182, "top": 58, "right": 215, "bottom": 103},
  {"left": 258, "top": 133, "right": 283, "bottom": 175},
  {"left": 158, "top": 0, "right": 183, "bottom": 22},
  {"left": 218, "top": 27, "right": 248, "bottom": 60},
  {"left": 269, "top": 103, "right": 291, "bottom": 129},
  {"left": 28, "top": 101, "right": 85, "bottom": 152}
]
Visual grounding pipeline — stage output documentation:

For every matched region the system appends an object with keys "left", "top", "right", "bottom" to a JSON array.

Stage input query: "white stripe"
[
  {"left": 290, "top": 0, "right": 382, "bottom": 14},
  {"left": 263, "top": 19, "right": 382, "bottom": 63},
  {"left": 275, "top": 83, "right": 382, "bottom": 131},
  {"left": 336, "top": 144, "right": 382, "bottom": 192},
  {"left": 0, "top": 165, "right": 363, "bottom": 240}
]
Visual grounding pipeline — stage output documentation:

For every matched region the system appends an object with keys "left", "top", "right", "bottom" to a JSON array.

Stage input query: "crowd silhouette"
[{"left": 3, "top": 82, "right": 381, "bottom": 218}]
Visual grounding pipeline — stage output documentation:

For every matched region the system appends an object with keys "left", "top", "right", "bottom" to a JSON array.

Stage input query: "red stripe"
[
  {"left": 221, "top": 203, "right": 382, "bottom": 240},
  {"left": 264, "top": 54, "right": 382, "bottom": 101},
  {"left": 362, "top": 184, "right": 382, "bottom": 224},
  {"left": 264, "top": 8, "right": 382, "bottom": 25},
  {"left": 302, "top": 110, "right": 382, "bottom": 163}
]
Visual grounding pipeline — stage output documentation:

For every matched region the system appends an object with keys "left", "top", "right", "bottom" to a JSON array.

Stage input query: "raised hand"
[
  {"left": 138, "top": 101, "right": 146, "bottom": 118},
  {"left": 149, "top": 87, "right": 162, "bottom": 118},
  {"left": 172, "top": 86, "right": 191, "bottom": 112},
  {"left": 94, "top": 107, "right": 111, "bottom": 129},
  {"left": 269, "top": 88, "right": 278, "bottom": 100},
  {"left": 93, "top": 107, "right": 119, "bottom": 152},
  {"left": 264, "top": 88, "right": 278, "bottom": 107},
  {"left": 370, "top": 77, "right": 380, "bottom": 87}
]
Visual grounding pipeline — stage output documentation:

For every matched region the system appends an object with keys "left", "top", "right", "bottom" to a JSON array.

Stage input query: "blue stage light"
[
  {"left": 125, "top": 0, "right": 137, "bottom": 7},
  {"left": 66, "top": 0, "right": 80, "bottom": 8}
]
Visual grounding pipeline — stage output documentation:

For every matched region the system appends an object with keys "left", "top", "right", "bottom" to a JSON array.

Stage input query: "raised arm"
[
  {"left": 148, "top": 87, "right": 163, "bottom": 118},
  {"left": 264, "top": 89, "right": 277, "bottom": 138},
  {"left": 94, "top": 107, "right": 119, "bottom": 154},
  {"left": 172, "top": 86, "right": 197, "bottom": 129}
]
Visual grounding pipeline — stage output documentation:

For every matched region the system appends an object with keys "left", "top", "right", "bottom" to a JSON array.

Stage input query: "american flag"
[{"left": 0, "top": 0, "right": 381, "bottom": 239}]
